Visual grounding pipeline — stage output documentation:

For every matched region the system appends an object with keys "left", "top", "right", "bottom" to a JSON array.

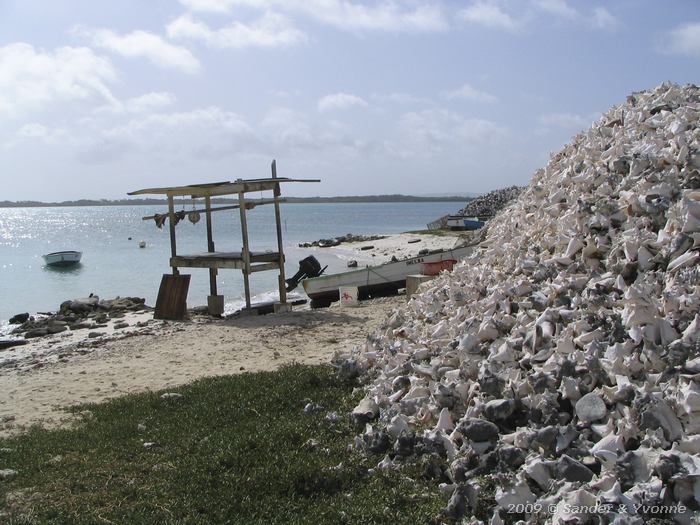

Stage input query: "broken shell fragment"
[{"left": 352, "top": 397, "right": 379, "bottom": 425}]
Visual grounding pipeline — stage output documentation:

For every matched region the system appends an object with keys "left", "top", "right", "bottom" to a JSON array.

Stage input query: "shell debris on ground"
[{"left": 335, "top": 82, "right": 700, "bottom": 524}]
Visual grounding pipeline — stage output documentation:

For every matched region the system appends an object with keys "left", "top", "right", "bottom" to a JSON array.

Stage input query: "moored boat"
[
  {"left": 445, "top": 215, "right": 485, "bottom": 230},
  {"left": 300, "top": 245, "right": 473, "bottom": 307},
  {"left": 42, "top": 250, "right": 82, "bottom": 267}
]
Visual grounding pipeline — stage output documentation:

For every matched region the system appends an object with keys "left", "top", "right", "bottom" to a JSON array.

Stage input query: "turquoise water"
[{"left": 0, "top": 202, "right": 461, "bottom": 323}]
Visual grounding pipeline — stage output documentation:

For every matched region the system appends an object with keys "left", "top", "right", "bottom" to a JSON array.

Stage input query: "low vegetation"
[{"left": 0, "top": 365, "right": 446, "bottom": 524}]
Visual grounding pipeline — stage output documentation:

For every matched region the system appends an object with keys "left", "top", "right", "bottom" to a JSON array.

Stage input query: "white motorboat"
[
  {"left": 297, "top": 245, "right": 474, "bottom": 308},
  {"left": 43, "top": 250, "right": 82, "bottom": 267}
]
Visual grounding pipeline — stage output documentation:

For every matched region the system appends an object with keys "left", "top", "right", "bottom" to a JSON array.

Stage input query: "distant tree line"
[{"left": 0, "top": 195, "right": 471, "bottom": 208}]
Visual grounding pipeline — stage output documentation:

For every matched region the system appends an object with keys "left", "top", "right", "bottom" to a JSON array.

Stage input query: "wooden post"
[
  {"left": 167, "top": 194, "right": 179, "bottom": 275},
  {"left": 204, "top": 195, "right": 217, "bottom": 296},
  {"left": 238, "top": 191, "right": 252, "bottom": 309},
  {"left": 271, "top": 160, "right": 287, "bottom": 305}
]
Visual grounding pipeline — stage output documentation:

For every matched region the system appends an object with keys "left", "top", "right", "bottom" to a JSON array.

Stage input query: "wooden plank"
[
  {"left": 154, "top": 274, "right": 191, "bottom": 320},
  {"left": 271, "top": 159, "right": 287, "bottom": 304},
  {"left": 167, "top": 194, "right": 178, "bottom": 276},
  {"left": 204, "top": 195, "right": 217, "bottom": 296},
  {"left": 172, "top": 251, "right": 279, "bottom": 261},
  {"left": 238, "top": 191, "right": 252, "bottom": 309},
  {"left": 170, "top": 251, "right": 280, "bottom": 269},
  {"left": 140, "top": 199, "right": 284, "bottom": 221},
  {"left": 171, "top": 257, "right": 246, "bottom": 270},
  {"left": 128, "top": 178, "right": 320, "bottom": 197},
  {"left": 207, "top": 294, "right": 224, "bottom": 316},
  {"left": 248, "top": 262, "right": 281, "bottom": 273},
  {"left": 170, "top": 258, "right": 280, "bottom": 271}
]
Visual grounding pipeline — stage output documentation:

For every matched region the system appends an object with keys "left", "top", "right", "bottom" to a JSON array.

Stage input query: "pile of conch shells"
[
  {"left": 335, "top": 82, "right": 700, "bottom": 524},
  {"left": 457, "top": 185, "right": 525, "bottom": 219}
]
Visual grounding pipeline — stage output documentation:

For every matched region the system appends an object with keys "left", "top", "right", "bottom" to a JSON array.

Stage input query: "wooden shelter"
[{"left": 128, "top": 160, "right": 319, "bottom": 319}]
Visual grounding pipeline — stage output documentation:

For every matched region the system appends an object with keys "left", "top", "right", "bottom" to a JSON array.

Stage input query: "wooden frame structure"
[{"left": 128, "top": 161, "right": 319, "bottom": 315}]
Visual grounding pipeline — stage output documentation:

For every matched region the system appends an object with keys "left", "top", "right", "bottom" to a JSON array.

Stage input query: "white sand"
[
  {"left": 0, "top": 232, "right": 467, "bottom": 437},
  {"left": 0, "top": 297, "right": 402, "bottom": 437},
  {"left": 302, "top": 231, "right": 472, "bottom": 270}
]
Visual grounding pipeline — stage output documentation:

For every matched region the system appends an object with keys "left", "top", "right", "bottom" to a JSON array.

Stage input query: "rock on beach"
[{"left": 10, "top": 296, "right": 149, "bottom": 341}]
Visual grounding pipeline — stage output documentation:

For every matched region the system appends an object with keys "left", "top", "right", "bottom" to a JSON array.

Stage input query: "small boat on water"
[
  {"left": 43, "top": 250, "right": 82, "bottom": 267},
  {"left": 295, "top": 245, "right": 474, "bottom": 308}
]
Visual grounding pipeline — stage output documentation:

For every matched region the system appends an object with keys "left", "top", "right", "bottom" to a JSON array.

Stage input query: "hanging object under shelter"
[{"left": 128, "top": 161, "right": 319, "bottom": 319}]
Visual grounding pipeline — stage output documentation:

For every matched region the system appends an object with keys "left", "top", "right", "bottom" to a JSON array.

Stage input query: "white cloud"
[
  {"left": 124, "top": 92, "right": 177, "bottom": 113},
  {"left": 1, "top": 122, "right": 70, "bottom": 150},
  {"left": 82, "top": 28, "right": 200, "bottom": 73},
  {"left": 78, "top": 104, "right": 360, "bottom": 162},
  {"left": 167, "top": 12, "right": 306, "bottom": 48},
  {"left": 442, "top": 83, "right": 498, "bottom": 103},
  {"left": 178, "top": 0, "right": 245, "bottom": 13},
  {"left": 0, "top": 43, "right": 117, "bottom": 117},
  {"left": 82, "top": 107, "right": 257, "bottom": 162},
  {"left": 295, "top": 1, "right": 447, "bottom": 32},
  {"left": 538, "top": 112, "right": 596, "bottom": 129},
  {"left": 17, "top": 123, "right": 68, "bottom": 143},
  {"left": 268, "top": 89, "right": 300, "bottom": 98},
  {"left": 392, "top": 109, "right": 507, "bottom": 158},
  {"left": 591, "top": 7, "right": 618, "bottom": 31},
  {"left": 318, "top": 92, "right": 368, "bottom": 112},
  {"left": 662, "top": 22, "right": 700, "bottom": 57},
  {"left": 261, "top": 107, "right": 314, "bottom": 147},
  {"left": 459, "top": 1, "right": 518, "bottom": 31},
  {"left": 533, "top": 0, "right": 578, "bottom": 19},
  {"left": 128, "top": 107, "right": 252, "bottom": 134},
  {"left": 372, "top": 92, "right": 431, "bottom": 105},
  {"left": 177, "top": 0, "right": 448, "bottom": 33},
  {"left": 18, "top": 123, "right": 51, "bottom": 138},
  {"left": 260, "top": 106, "right": 364, "bottom": 153},
  {"left": 96, "top": 92, "right": 177, "bottom": 114}
]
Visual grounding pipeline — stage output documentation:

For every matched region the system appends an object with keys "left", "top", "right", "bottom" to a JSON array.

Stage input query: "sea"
[{"left": 0, "top": 201, "right": 461, "bottom": 328}]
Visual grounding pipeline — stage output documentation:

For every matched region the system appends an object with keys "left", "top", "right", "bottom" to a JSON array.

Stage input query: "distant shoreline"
[{"left": 0, "top": 195, "right": 470, "bottom": 208}]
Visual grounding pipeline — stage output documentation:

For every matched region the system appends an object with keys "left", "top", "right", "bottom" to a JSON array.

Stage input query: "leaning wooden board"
[{"left": 154, "top": 274, "right": 191, "bottom": 320}]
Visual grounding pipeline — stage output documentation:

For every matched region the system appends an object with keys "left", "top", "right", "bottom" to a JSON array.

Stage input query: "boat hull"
[
  {"left": 446, "top": 216, "right": 485, "bottom": 230},
  {"left": 302, "top": 245, "right": 473, "bottom": 304},
  {"left": 43, "top": 251, "right": 82, "bottom": 267}
]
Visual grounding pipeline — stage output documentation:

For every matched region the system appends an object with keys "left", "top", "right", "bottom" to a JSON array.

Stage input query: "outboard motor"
[{"left": 286, "top": 255, "right": 326, "bottom": 291}]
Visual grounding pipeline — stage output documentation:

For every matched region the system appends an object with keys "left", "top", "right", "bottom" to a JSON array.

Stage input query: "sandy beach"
[
  {"left": 326, "top": 231, "right": 472, "bottom": 265},
  {"left": 0, "top": 232, "right": 459, "bottom": 437}
]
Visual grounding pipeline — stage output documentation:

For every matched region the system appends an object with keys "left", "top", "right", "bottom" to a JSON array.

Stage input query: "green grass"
[{"left": 0, "top": 365, "right": 446, "bottom": 524}]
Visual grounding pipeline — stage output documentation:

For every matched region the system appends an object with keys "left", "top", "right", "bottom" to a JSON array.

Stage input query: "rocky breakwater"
[
  {"left": 430, "top": 186, "right": 524, "bottom": 230},
  {"left": 457, "top": 186, "right": 525, "bottom": 219},
  {"left": 335, "top": 83, "right": 700, "bottom": 524},
  {"left": 8, "top": 296, "right": 150, "bottom": 340}
]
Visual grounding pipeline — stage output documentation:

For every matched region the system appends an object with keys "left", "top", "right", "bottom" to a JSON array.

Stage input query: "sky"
[{"left": 0, "top": 0, "right": 698, "bottom": 201}]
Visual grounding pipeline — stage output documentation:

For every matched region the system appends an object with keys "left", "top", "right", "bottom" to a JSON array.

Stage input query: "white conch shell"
[
  {"left": 495, "top": 479, "right": 536, "bottom": 507},
  {"left": 433, "top": 407, "right": 455, "bottom": 433}
]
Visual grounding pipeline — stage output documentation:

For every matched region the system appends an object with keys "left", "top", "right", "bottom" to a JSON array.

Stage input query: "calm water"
[{"left": 0, "top": 202, "right": 460, "bottom": 323}]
